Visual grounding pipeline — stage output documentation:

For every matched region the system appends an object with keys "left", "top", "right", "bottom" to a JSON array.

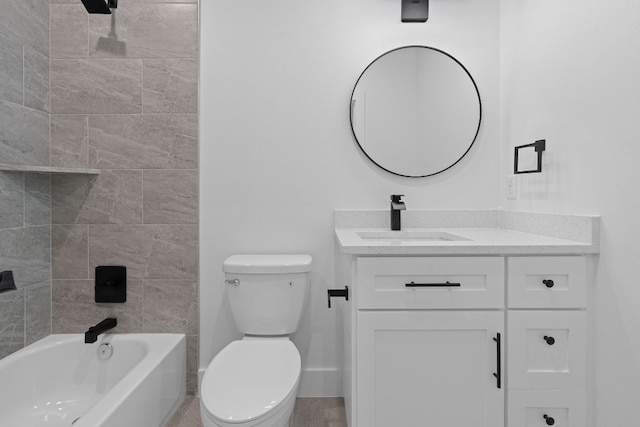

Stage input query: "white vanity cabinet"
[{"left": 340, "top": 255, "right": 589, "bottom": 427}]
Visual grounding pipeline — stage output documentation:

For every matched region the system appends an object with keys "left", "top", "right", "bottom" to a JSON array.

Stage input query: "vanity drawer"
[
  {"left": 356, "top": 257, "right": 504, "bottom": 309},
  {"left": 508, "top": 311, "right": 587, "bottom": 390},
  {"left": 508, "top": 390, "right": 587, "bottom": 427},
  {"left": 508, "top": 256, "right": 587, "bottom": 309}
]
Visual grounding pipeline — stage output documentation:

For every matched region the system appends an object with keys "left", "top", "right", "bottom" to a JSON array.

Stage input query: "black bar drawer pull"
[
  {"left": 405, "top": 281, "right": 461, "bottom": 288},
  {"left": 493, "top": 332, "right": 501, "bottom": 389}
]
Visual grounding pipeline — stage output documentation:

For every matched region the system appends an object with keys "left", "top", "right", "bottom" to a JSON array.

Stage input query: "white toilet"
[{"left": 200, "top": 254, "right": 312, "bottom": 427}]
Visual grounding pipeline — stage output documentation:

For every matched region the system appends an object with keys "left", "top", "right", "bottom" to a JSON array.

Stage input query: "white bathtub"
[{"left": 0, "top": 333, "right": 186, "bottom": 427}]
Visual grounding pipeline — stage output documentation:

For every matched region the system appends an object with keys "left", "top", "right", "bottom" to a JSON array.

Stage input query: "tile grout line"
[
  {"left": 22, "top": 46, "right": 25, "bottom": 107},
  {"left": 22, "top": 172, "right": 26, "bottom": 228},
  {"left": 85, "top": 115, "right": 89, "bottom": 169}
]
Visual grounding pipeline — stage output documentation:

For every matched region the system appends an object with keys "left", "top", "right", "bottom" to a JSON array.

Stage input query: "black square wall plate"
[{"left": 95, "top": 266, "right": 127, "bottom": 303}]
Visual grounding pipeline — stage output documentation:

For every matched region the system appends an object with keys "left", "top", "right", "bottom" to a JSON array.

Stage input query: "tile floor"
[{"left": 167, "top": 395, "right": 347, "bottom": 427}]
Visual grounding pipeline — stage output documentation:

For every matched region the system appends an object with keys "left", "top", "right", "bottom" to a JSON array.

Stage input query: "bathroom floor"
[{"left": 167, "top": 396, "right": 348, "bottom": 427}]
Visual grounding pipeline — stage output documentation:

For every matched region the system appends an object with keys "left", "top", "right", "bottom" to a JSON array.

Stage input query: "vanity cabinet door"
[{"left": 357, "top": 311, "right": 504, "bottom": 427}]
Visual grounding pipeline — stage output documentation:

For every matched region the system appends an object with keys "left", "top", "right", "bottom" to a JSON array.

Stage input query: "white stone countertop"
[{"left": 335, "top": 227, "right": 599, "bottom": 255}]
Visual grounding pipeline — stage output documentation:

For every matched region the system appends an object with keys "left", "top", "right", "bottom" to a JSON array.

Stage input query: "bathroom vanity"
[{"left": 334, "top": 210, "right": 599, "bottom": 427}]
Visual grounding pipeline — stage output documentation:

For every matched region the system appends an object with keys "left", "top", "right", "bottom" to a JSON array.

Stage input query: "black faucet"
[
  {"left": 85, "top": 317, "right": 117, "bottom": 343},
  {"left": 390, "top": 194, "right": 406, "bottom": 231}
]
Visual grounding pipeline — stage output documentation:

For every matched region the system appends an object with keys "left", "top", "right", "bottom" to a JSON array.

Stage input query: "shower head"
[{"left": 81, "top": 0, "right": 117, "bottom": 14}]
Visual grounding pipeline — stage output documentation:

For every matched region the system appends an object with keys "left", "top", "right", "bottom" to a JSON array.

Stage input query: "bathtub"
[{"left": 0, "top": 333, "right": 186, "bottom": 427}]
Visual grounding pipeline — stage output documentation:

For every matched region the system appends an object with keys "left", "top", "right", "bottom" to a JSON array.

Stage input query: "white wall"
[
  {"left": 500, "top": 1, "right": 640, "bottom": 424},
  {"left": 200, "top": 0, "right": 500, "bottom": 394}
]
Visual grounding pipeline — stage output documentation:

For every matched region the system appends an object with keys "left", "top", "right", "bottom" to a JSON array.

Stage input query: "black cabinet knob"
[
  {"left": 543, "top": 279, "right": 554, "bottom": 288},
  {"left": 543, "top": 335, "right": 555, "bottom": 345},
  {"left": 543, "top": 414, "right": 555, "bottom": 425}
]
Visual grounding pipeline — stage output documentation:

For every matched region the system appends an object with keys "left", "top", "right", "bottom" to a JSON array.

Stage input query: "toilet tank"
[{"left": 223, "top": 254, "right": 312, "bottom": 335}]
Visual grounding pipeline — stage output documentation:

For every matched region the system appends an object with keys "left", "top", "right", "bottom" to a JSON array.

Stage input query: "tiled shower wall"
[
  {"left": 0, "top": 0, "right": 52, "bottom": 358},
  {"left": 49, "top": 0, "right": 199, "bottom": 393}
]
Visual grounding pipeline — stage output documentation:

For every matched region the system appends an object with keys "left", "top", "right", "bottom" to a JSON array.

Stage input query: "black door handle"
[
  {"left": 543, "top": 335, "right": 556, "bottom": 345},
  {"left": 543, "top": 279, "right": 555, "bottom": 288},
  {"left": 405, "top": 281, "right": 461, "bottom": 287},
  {"left": 543, "top": 414, "right": 555, "bottom": 425},
  {"left": 492, "top": 333, "right": 501, "bottom": 389}
]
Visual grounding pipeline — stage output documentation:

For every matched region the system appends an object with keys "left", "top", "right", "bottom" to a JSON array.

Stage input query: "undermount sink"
[{"left": 356, "top": 230, "right": 470, "bottom": 242}]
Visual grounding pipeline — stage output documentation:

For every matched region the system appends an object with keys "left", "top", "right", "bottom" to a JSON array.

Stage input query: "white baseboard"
[
  {"left": 298, "top": 367, "right": 342, "bottom": 397},
  {"left": 199, "top": 367, "right": 342, "bottom": 398}
]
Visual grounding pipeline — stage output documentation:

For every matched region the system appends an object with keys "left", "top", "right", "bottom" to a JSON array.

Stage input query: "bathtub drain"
[{"left": 97, "top": 342, "right": 113, "bottom": 360}]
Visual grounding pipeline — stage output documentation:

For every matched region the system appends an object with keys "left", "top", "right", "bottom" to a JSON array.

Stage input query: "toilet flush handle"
[{"left": 225, "top": 279, "right": 240, "bottom": 286}]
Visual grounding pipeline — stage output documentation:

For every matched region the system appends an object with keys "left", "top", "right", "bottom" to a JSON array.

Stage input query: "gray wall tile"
[
  {"left": 52, "top": 170, "right": 143, "bottom": 224},
  {"left": 145, "top": 0, "right": 197, "bottom": 3},
  {"left": 52, "top": 279, "right": 143, "bottom": 333},
  {"left": 186, "top": 335, "right": 198, "bottom": 394},
  {"left": 24, "top": 47, "right": 50, "bottom": 113},
  {"left": 49, "top": 0, "right": 199, "bottom": 394},
  {"left": 52, "top": 225, "right": 89, "bottom": 279},
  {"left": 89, "top": 4, "right": 197, "bottom": 58},
  {"left": 0, "top": 0, "right": 49, "bottom": 55},
  {"left": 145, "top": 225, "right": 198, "bottom": 280},
  {"left": 88, "top": 225, "right": 151, "bottom": 279},
  {"left": 88, "top": 114, "right": 197, "bottom": 169},
  {"left": 0, "top": 226, "right": 51, "bottom": 288},
  {"left": 0, "top": 172, "right": 24, "bottom": 229},
  {"left": 25, "top": 282, "right": 51, "bottom": 345},
  {"left": 52, "top": 0, "right": 143, "bottom": 2},
  {"left": 143, "top": 170, "right": 198, "bottom": 224},
  {"left": 0, "top": 0, "right": 52, "bottom": 361},
  {"left": 0, "top": 34, "right": 24, "bottom": 105},
  {"left": 143, "top": 59, "right": 197, "bottom": 113},
  {"left": 51, "top": 59, "right": 143, "bottom": 114},
  {"left": 89, "top": 225, "right": 197, "bottom": 280},
  {"left": 0, "top": 289, "right": 25, "bottom": 358},
  {"left": 142, "top": 280, "right": 197, "bottom": 334},
  {"left": 51, "top": 4, "right": 88, "bottom": 59},
  {"left": 25, "top": 174, "right": 51, "bottom": 227},
  {"left": 51, "top": 115, "right": 89, "bottom": 168},
  {"left": 0, "top": 100, "right": 50, "bottom": 166}
]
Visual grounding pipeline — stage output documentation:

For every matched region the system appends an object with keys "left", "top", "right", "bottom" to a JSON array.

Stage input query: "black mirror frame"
[{"left": 349, "top": 45, "right": 483, "bottom": 178}]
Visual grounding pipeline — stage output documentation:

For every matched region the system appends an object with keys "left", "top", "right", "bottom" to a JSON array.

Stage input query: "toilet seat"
[{"left": 201, "top": 339, "right": 301, "bottom": 426}]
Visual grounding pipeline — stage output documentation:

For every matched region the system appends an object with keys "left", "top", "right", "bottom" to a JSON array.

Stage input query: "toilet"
[{"left": 200, "top": 254, "right": 312, "bottom": 427}]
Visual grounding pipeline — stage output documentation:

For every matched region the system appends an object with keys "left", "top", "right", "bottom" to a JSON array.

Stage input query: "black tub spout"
[{"left": 85, "top": 317, "right": 117, "bottom": 343}]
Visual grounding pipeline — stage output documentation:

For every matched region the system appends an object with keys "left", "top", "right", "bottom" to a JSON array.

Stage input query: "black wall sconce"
[
  {"left": 402, "top": 0, "right": 429, "bottom": 22},
  {"left": 514, "top": 139, "right": 546, "bottom": 174}
]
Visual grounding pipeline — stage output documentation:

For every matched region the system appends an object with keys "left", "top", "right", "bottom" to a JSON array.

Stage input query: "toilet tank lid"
[{"left": 223, "top": 254, "right": 312, "bottom": 274}]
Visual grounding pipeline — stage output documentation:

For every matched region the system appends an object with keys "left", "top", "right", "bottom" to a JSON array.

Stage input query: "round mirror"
[{"left": 350, "top": 46, "right": 482, "bottom": 177}]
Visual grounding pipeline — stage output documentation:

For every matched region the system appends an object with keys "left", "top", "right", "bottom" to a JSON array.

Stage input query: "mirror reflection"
[{"left": 350, "top": 46, "right": 481, "bottom": 177}]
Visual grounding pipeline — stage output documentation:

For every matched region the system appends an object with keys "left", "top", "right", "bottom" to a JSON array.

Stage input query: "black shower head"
[{"left": 81, "top": 0, "right": 117, "bottom": 14}]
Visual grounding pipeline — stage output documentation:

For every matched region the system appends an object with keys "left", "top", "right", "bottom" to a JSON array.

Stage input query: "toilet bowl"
[
  {"left": 200, "top": 254, "right": 312, "bottom": 427},
  {"left": 200, "top": 339, "right": 301, "bottom": 427}
]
